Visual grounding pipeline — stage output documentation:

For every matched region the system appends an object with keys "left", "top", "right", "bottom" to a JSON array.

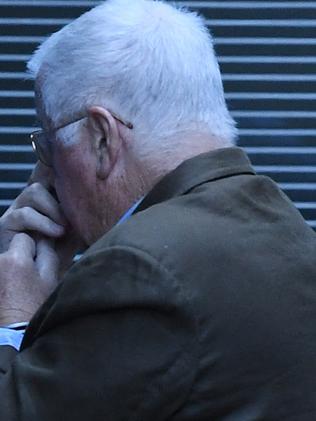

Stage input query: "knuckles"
[
  {"left": 13, "top": 207, "right": 33, "bottom": 223},
  {"left": 3, "top": 251, "right": 26, "bottom": 271},
  {"left": 28, "top": 182, "right": 43, "bottom": 195},
  {"left": 23, "top": 182, "right": 43, "bottom": 201}
]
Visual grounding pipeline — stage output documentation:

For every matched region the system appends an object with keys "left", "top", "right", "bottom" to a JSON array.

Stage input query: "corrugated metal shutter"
[{"left": 1, "top": 0, "right": 316, "bottom": 230}]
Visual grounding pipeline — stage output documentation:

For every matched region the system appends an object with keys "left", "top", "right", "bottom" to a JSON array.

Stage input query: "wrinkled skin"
[
  {"left": 0, "top": 162, "right": 86, "bottom": 324},
  {"left": 0, "top": 233, "right": 59, "bottom": 325},
  {"left": 0, "top": 99, "right": 156, "bottom": 324},
  {"left": 0, "top": 162, "right": 84, "bottom": 276}
]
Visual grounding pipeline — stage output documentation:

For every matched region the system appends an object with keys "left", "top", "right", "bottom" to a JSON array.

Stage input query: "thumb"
[{"left": 8, "top": 233, "right": 36, "bottom": 260}]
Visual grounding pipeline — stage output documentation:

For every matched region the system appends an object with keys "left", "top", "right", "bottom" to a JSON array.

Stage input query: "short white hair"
[{"left": 28, "top": 0, "right": 237, "bottom": 148}]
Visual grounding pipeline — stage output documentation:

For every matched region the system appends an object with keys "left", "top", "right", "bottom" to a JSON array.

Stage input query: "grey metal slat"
[
  {"left": 0, "top": 90, "right": 33, "bottom": 97},
  {"left": 5, "top": 19, "right": 316, "bottom": 28},
  {"left": 181, "top": 2, "right": 316, "bottom": 8},
  {"left": 0, "top": 109, "right": 35, "bottom": 115},
  {"left": 232, "top": 111, "right": 316, "bottom": 118},
  {"left": 223, "top": 74, "right": 316, "bottom": 81},
  {"left": 0, "top": 127, "right": 34, "bottom": 133},
  {"left": 0, "top": 0, "right": 99, "bottom": 6},
  {"left": 215, "top": 38, "right": 316, "bottom": 45},
  {"left": 0, "top": 18, "right": 71, "bottom": 25},
  {"left": 0, "top": 36, "right": 45, "bottom": 42},
  {"left": 208, "top": 20, "right": 316, "bottom": 27},
  {"left": 226, "top": 93, "right": 316, "bottom": 99},
  {"left": 0, "top": 0, "right": 314, "bottom": 7},
  {"left": 220, "top": 56, "right": 316, "bottom": 63},
  {"left": 0, "top": 1, "right": 314, "bottom": 9}
]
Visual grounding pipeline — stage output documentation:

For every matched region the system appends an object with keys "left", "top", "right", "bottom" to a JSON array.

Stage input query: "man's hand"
[
  {"left": 0, "top": 162, "right": 84, "bottom": 275},
  {"left": 0, "top": 233, "right": 59, "bottom": 325},
  {"left": 0, "top": 169, "right": 66, "bottom": 253}
]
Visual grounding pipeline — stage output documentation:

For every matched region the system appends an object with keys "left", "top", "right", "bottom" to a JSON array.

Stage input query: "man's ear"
[{"left": 87, "top": 106, "right": 122, "bottom": 180}]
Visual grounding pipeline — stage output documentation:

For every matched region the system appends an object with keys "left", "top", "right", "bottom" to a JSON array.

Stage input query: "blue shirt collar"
[{"left": 116, "top": 197, "right": 144, "bottom": 226}]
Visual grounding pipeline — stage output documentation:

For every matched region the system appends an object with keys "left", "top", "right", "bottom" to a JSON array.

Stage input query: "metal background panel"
[{"left": 0, "top": 0, "right": 315, "bottom": 230}]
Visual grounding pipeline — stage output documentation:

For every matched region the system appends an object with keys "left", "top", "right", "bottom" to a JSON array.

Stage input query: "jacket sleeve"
[{"left": 0, "top": 246, "right": 198, "bottom": 421}]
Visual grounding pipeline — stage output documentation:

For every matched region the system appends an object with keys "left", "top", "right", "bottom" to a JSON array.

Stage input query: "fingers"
[
  {"left": 8, "top": 234, "right": 59, "bottom": 284},
  {"left": 36, "top": 238, "right": 59, "bottom": 286},
  {"left": 0, "top": 182, "right": 66, "bottom": 254},
  {"left": 7, "top": 207, "right": 65, "bottom": 238},
  {"left": 15, "top": 182, "right": 66, "bottom": 227},
  {"left": 8, "top": 233, "right": 36, "bottom": 260}
]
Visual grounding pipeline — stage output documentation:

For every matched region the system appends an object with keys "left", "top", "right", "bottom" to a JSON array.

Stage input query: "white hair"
[{"left": 27, "top": 0, "right": 237, "bottom": 150}]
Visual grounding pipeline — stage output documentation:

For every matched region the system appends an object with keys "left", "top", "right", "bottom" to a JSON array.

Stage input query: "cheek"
[{"left": 52, "top": 143, "right": 97, "bottom": 236}]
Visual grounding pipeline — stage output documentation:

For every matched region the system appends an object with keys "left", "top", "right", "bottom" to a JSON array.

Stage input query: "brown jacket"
[{"left": 1, "top": 147, "right": 315, "bottom": 420}]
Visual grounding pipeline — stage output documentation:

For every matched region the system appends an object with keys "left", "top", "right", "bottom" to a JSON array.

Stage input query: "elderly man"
[{"left": 0, "top": 0, "right": 315, "bottom": 419}]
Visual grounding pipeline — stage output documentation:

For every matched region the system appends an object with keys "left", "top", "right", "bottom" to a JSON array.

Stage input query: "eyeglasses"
[{"left": 30, "top": 110, "right": 133, "bottom": 167}]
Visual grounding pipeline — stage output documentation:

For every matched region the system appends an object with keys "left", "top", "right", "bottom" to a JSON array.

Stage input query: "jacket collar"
[{"left": 135, "top": 147, "right": 256, "bottom": 214}]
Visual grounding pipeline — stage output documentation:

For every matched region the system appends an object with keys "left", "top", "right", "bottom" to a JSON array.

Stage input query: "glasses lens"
[{"left": 30, "top": 131, "right": 52, "bottom": 167}]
